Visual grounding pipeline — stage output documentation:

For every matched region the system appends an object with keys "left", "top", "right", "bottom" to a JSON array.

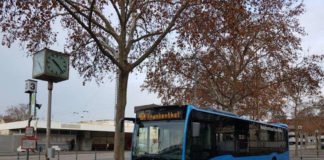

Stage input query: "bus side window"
[
  {"left": 192, "top": 122, "right": 200, "bottom": 137},
  {"left": 189, "top": 122, "right": 212, "bottom": 160}
]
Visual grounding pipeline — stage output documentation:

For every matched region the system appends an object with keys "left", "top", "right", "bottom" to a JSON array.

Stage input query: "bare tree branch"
[
  {"left": 65, "top": 0, "right": 120, "bottom": 41},
  {"left": 56, "top": 0, "right": 122, "bottom": 69},
  {"left": 131, "top": 1, "right": 190, "bottom": 70}
]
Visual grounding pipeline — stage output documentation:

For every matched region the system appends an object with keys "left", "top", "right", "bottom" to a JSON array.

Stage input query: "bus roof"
[
  {"left": 188, "top": 105, "right": 288, "bottom": 129},
  {"left": 134, "top": 104, "right": 185, "bottom": 113},
  {"left": 133, "top": 104, "right": 288, "bottom": 129}
]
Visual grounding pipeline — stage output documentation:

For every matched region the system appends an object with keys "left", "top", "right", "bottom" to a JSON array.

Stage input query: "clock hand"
[{"left": 52, "top": 59, "right": 64, "bottom": 73}]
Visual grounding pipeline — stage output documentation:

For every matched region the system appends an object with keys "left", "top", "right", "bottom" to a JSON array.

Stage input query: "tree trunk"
[{"left": 114, "top": 70, "right": 129, "bottom": 160}]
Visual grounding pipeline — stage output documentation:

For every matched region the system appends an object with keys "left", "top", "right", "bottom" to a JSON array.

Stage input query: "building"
[
  {"left": 287, "top": 124, "right": 324, "bottom": 150},
  {"left": 0, "top": 119, "right": 133, "bottom": 152}
]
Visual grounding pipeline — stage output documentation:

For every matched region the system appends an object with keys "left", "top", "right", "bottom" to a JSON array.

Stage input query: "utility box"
[{"left": 47, "top": 148, "right": 55, "bottom": 158}]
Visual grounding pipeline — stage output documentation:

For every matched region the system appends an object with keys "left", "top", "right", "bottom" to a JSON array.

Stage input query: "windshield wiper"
[{"left": 158, "top": 145, "right": 181, "bottom": 155}]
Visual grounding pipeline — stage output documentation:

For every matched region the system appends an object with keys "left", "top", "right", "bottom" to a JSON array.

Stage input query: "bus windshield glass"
[{"left": 133, "top": 120, "right": 184, "bottom": 160}]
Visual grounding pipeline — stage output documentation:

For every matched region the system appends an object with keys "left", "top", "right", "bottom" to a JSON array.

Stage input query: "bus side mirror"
[
  {"left": 192, "top": 122, "right": 200, "bottom": 137},
  {"left": 119, "top": 117, "right": 136, "bottom": 132}
]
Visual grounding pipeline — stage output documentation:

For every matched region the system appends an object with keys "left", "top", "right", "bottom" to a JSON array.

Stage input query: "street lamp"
[{"left": 73, "top": 110, "right": 89, "bottom": 120}]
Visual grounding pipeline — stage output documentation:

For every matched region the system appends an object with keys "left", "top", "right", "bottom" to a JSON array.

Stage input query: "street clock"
[{"left": 32, "top": 48, "right": 70, "bottom": 82}]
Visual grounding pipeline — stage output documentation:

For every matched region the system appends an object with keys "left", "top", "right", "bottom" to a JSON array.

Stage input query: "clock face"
[
  {"left": 32, "top": 51, "right": 45, "bottom": 77},
  {"left": 46, "top": 53, "right": 69, "bottom": 77},
  {"left": 32, "top": 48, "right": 69, "bottom": 82}
]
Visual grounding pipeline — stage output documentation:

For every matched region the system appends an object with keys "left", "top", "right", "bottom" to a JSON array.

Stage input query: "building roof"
[{"left": 0, "top": 119, "right": 134, "bottom": 133}]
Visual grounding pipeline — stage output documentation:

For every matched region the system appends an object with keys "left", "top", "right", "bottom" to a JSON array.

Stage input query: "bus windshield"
[{"left": 132, "top": 120, "right": 184, "bottom": 160}]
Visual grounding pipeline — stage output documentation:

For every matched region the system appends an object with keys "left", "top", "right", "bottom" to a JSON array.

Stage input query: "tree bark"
[{"left": 114, "top": 70, "right": 129, "bottom": 160}]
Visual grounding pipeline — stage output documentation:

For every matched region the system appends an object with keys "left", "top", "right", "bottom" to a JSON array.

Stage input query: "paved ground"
[
  {"left": 290, "top": 149, "right": 324, "bottom": 160},
  {"left": 1, "top": 150, "right": 324, "bottom": 160},
  {"left": 0, "top": 151, "right": 131, "bottom": 160}
]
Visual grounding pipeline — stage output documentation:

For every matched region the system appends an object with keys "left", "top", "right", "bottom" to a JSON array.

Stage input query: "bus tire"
[{"left": 272, "top": 157, "right": 277, "bottom": 160}]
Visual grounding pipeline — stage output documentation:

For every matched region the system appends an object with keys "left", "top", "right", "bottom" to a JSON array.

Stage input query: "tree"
[
  {"left": 313, "top": 96, "right": 324, "bottom": 117},
  {"left": 282, "top": 55, "right": 324, "bottom": 155},
  {"left": 286, "top": 97, "right": 324, "bottom": 149},
  {"left": 143, "top": 0, "right": 307, "bottom": 118},
  {"left": 0, "top": 1, "right": 194, "bottom": 159},
  {"left": 0, "top": 104, "right": 29, "bottom": 122}
]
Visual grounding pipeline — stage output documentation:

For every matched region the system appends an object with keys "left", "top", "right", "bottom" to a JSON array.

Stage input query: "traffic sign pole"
[
  {"left": 24, "top": 79, "right": 37, "bottom": 160},
  {"left": 26, "top": 117, "right": 33, "bottom": 160}
]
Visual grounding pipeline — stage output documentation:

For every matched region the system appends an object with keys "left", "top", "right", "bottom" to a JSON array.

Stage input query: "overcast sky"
[{"left": 0, "top": 0, "right": 323, "bottom": 122}]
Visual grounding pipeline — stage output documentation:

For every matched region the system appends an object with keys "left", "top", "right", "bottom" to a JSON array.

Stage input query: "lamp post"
[
  {"left": 81, "top": 110, "right": 89, "bottom": 120},
  {"left": 73, "top": 110, "right": 89, "bottom": 121}
]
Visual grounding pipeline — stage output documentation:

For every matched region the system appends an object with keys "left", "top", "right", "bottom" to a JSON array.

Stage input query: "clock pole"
[
  {"left": 45, "top": 81, "right": 53, "bottom": 160},
  {"left": 32, "top": 48, "right": 70, "bottom": 160}
]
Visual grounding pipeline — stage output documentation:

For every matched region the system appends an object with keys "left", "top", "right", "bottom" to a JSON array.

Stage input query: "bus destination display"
[{"left": 138, "top": 110, "right": 184, "bottom": 121}]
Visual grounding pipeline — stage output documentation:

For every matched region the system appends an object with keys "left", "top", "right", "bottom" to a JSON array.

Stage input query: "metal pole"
[
  {"left": 26, "top": 148, "right": 30, "bottom": 159},
  {"left": 300, "top": 130, "right": 303, "bottom": 160},
  {"left": 28, "top": 93, "right": 32, "bottom": 117},
  {"left": 33, "top": 93, "right": 37, "bottom": 119},
  {"left": 45, "top": 81, "right": 53, "bottom": 160},
  {"left": 316, "top": 130, "right": 319, "bottom": 160},
  {"left": 297, "top": 129, "right": 299, "bottom": 159},
  {"left": 26, "top": 93, "right": 32, "bottom": 160},
  {"left": 17, "top": 152, "right": 19, "bottom": 160}
]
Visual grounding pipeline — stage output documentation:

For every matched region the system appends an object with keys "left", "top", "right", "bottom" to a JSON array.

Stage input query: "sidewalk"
[
  {"left": 0, "top": 151, "right": 131, "bottom": 160},
  {"left": 0, "top": 151, "right": 117, "bottom": 156}
]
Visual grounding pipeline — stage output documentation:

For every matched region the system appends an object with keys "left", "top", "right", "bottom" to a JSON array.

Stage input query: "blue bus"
[{"left": 125, "top": 104, "right": 289, "bottom": 160}]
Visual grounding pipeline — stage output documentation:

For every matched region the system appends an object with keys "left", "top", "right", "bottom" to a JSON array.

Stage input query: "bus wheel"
[{"left": 272, "top": 157, "right": 277, "bottom": 160}]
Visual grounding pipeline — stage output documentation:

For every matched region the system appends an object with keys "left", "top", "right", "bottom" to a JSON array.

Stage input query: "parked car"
[
  {"left": 17, "top": 146, "right": 26, "bottom": 152},
  {"left": 52, "top": 145, "right": 61, "bottom": 151}
]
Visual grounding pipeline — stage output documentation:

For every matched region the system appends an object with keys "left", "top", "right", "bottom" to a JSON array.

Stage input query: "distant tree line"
[{"left": 0, "top": 104, "right": 29, "bottom": 123}]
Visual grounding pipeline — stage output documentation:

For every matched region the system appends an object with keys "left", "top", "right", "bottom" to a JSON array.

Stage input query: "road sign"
[
  {"left": 25, "top": 79, "right": 37, "bottom": 93},
  {"left": 25, "top": 127, "right": 34, "bottom": 137},
  {"left": 21, "top": 137, "right": 37, "bottom": 149}
]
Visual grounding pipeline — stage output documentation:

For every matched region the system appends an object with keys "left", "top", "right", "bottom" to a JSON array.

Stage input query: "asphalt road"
[
  {"left": 0, "top": 151, "right": 130, "bottom": 160},
  {"left": 290, "top": 149, "right": 324, "bottom": 160},
  {"left": 1, "top": 150, "right": 324, "bottom": 160}
]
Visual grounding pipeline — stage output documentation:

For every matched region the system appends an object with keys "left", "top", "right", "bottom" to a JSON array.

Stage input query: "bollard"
[
  {"left": 94, "top": 150, "right": 97, "bottom": 160},
  {"left": 17, "top": 152, "right": 20, "bottom": 160},
  {"left": 26, "top": 149, "right": 29, "bottom": 160},
  {"left": 48, "top": 148, "right": 55, "bottom": 159},
  {"left": 75, "top": 150, "right": 78, "bottom": 160},
  {"left": 57, "top": 150, "right": 60, "bottom": 160},
  {"left": 38, "top": 150, "right": 41, "bottom": 160}
]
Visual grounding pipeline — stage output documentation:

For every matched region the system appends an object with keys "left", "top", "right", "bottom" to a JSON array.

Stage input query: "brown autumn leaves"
[
  {"left": 1, "top": 0, "right": 324, "bottom": 136},
  {"left": 142, "top": 0, "right": 324, "bottom": 124}
]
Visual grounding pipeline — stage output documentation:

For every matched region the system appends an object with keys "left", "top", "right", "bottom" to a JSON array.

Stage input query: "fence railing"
[{"left": 15, "top": 150, "right": 120, "bottom": 160}]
